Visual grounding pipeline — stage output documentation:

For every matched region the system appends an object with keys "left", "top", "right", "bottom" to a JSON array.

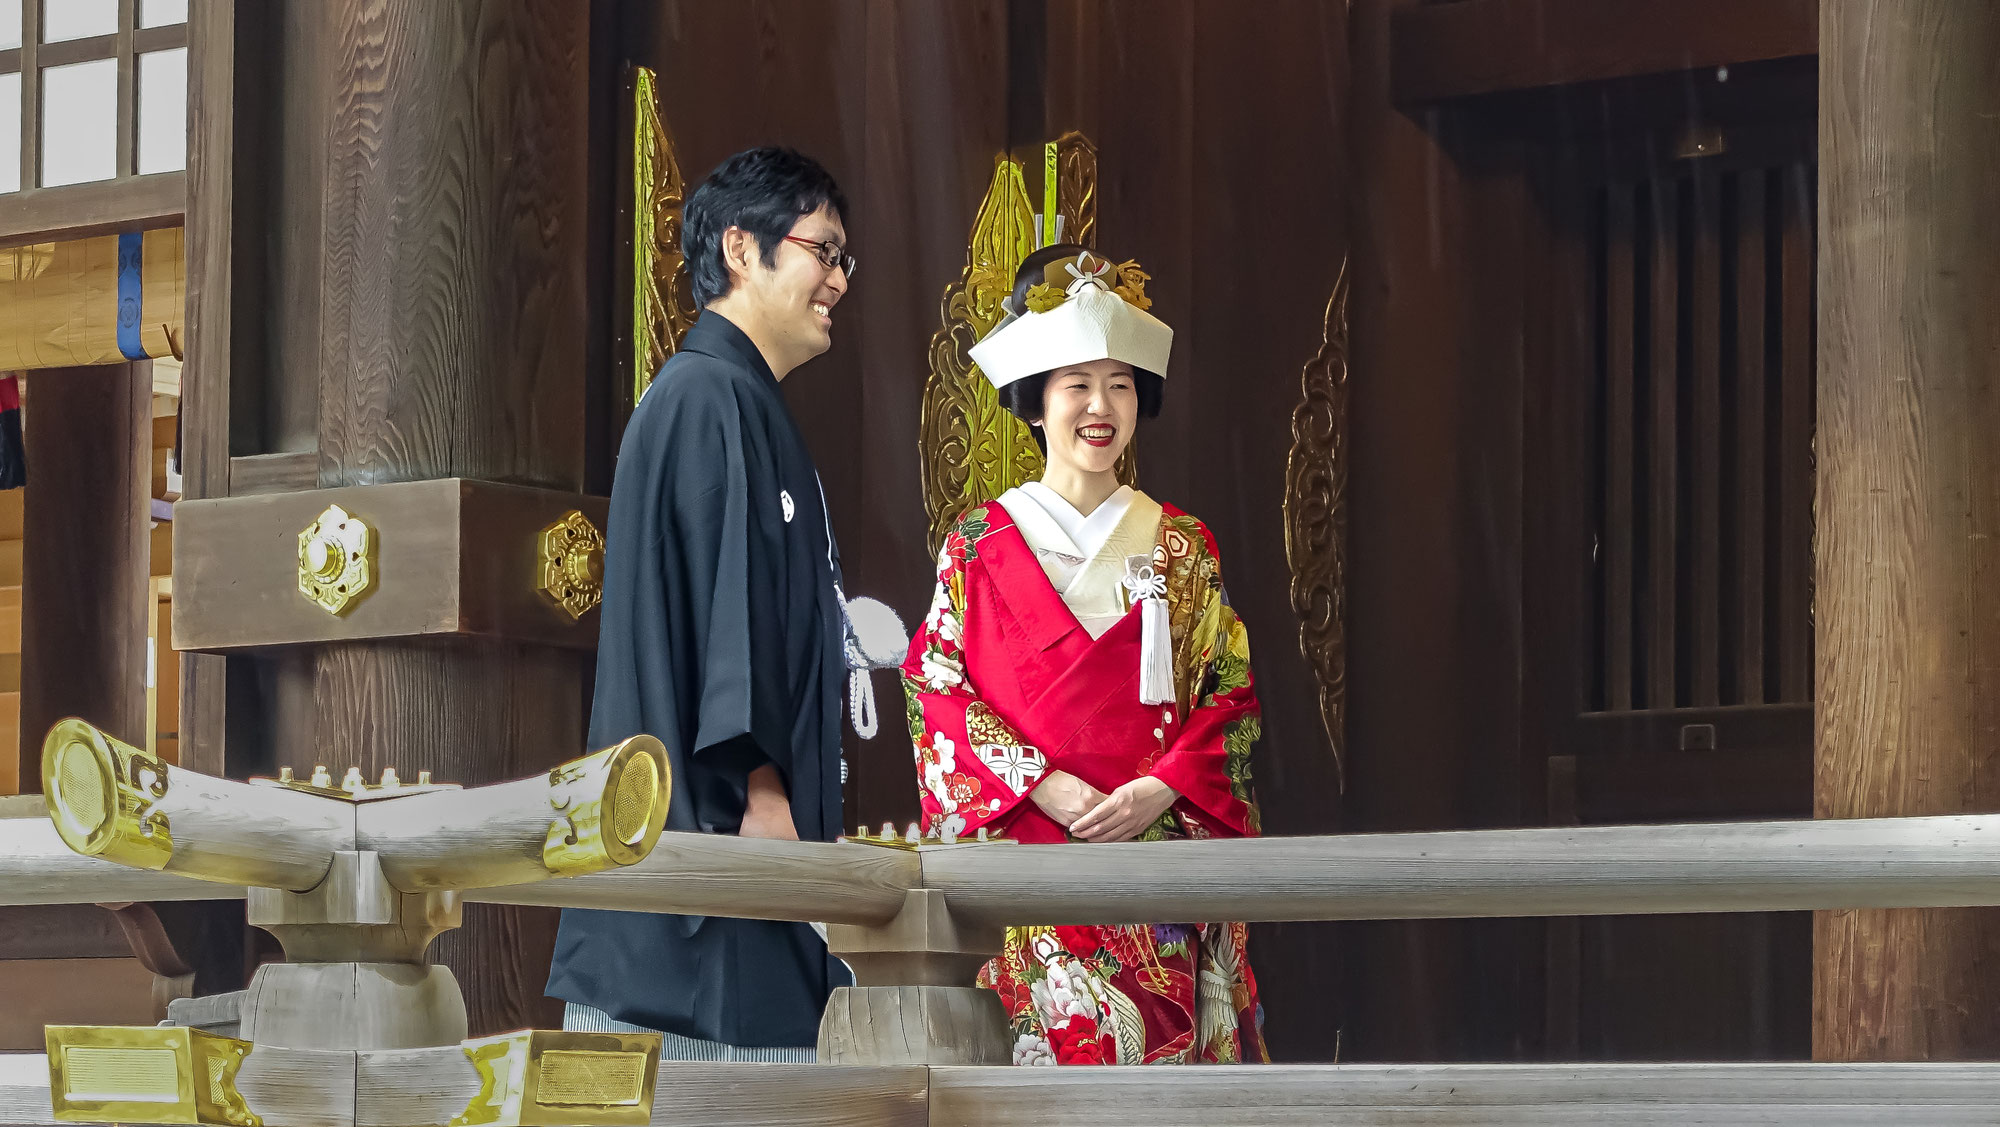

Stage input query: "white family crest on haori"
[{"left": 779, "top": 489, "right": 795, "bottom": 522}]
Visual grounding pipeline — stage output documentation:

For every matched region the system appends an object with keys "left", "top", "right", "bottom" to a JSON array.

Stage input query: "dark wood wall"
[
  {"left": 622, "top": 0, "right": 1822, "bottom": 1063},
  {"left": 1337, "top": 0, "right": 1818, "bottom": 1064},
  {"left": 628, "top": 0, "right": 1351, "bottom": 1059}
]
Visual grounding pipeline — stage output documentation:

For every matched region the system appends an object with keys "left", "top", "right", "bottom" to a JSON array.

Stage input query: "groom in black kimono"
[{"left": 546, "top": 148, "right": 856, "bottom": 1059}]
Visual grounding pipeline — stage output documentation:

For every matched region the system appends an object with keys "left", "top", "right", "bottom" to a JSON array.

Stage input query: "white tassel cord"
[
  {"left": 1122, "top": 557, "right": 1175, "bottom": 707},
  {"left": 1139, "top": 596, "right": 1175, "bottom": 706},
  {"left": 848, "top": 668, "right": 878, "bottom": 742}
]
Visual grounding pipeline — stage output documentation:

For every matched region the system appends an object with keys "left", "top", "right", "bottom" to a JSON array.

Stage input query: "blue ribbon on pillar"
[{"left": 117, "top": 232, "right": 146, "bottom": 360}]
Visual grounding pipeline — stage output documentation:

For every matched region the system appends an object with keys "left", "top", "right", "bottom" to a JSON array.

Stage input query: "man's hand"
[
  {"left": 1070, "top": 776, "right": 1179, "bottom": 843},
  {"left": 1029, "top": 769, "right": 1109, "bottom": 829},
  {"left": 739, "top": 764, "right": 799, "bottom": 840}
]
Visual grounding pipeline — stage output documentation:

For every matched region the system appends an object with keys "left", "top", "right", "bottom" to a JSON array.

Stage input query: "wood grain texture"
[
  {"left": 226, "top": 452, "right": 319, "bottom": 497},
  {"left": 172, "top": 479, "right": 609, "bottom": 653},
  {"left": 0, "top": 815, "right": 248, "bottom": 907},
  {"left": 931, "top": 1062, "right": 2000, "bottom": 1127},
  {"left": 316, "top": 0, "right": 587, "bottom": 490},
  {"left": 817, "top": 986, "right": 1009, "bottom": 1066},
  {"left": 178, "top": 0, "right": 242, "bottom": 779},
  {"left": 464, "top": 834, "right": 917, "bottom": 926},
  {"left": 240, "top": 961, "right": 466, "bottom": 1052},
  {"left": 920, "top": 816, "right": 2000, "bottom": 928},
  {"left": 1814, "top": 0, "right": 2000, "bottom": 1062},
  {"left": 0, "top": 1052, "right": 56, "bottom": 1123},
  {"left": 1390, "top": 0, "right": 1819, "bottom": 105},
  {"left": 310, "top": 638, "right": 579, "bottom": 1035},
  {"left": 232, "top": 1046, "right": 357, "bottom": 1127},
  {"left": 18, "top": 365, "right": 152, "bottom": 788},
  {"left": 353, "top": 1048, "right": 928, "bottom": 1127}
]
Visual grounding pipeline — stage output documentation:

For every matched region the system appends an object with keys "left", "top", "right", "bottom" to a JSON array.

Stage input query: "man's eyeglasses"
[{"left": 781, "top": 236, "right": 857, "bottom": 279}]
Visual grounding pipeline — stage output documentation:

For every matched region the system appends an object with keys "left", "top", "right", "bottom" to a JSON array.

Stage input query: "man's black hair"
[
  {"left": 683, "top": 147, "right": 849, "bottom": 307},
  {"left": 994, "top": 242, "right": 1165, "bottom": 450}
]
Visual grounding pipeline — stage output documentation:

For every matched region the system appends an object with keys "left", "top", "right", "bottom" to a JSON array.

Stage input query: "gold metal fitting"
[
  {"left": 41, "top": 719, "right": 174, "bottom": 870},
  {"left": 542, "top": 735, "right": 670, "bottom": 877},
  {"left": 46, "top": 1025, "right": 259, "bottom": 1126},
  {"left": 451, "top": 1029, "right": 661, "bottom": 1127},
  {"left": 297, "top": 504, "right": 374, "bottom": 615},
  {"left": 537, "top": 510, "right": 605, "bottom": 620}
]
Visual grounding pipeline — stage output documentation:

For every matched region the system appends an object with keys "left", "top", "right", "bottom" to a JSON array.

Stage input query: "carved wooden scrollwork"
[
  {"left": 920, "top": 159, "right": 1045, "bottom": 554},
  {"left": 922, "top": 133, "right": 1132, "bottom": 553},
  {"left": 1283, "top": 260, "right": 1350, "bottom": 790},
  {"left": 628, "top": 66, "right": 698, "bottom": 407}
]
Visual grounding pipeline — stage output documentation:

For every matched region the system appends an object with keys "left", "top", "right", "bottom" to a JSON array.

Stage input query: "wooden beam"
[
  {"left": 226, "top": 451, "right": 318, "bottom": 497},
  {"left": 354, "top": 1053, "right": 928, "bottom": 1127},
  {"left": 1390, "top": 0, "right": 1819, "bottom": 106},
  {"left": 0, "top": 815, "right": 246, "bottom": 907},
  {"left": 932, "top": 1062, "right": 2000, "bottom": 1126},
  {"left": 173, "top": 479, "right": 609, "bottom": 654},
  {"left": 468, "top": 833, "right": 919, "bottom": 927},
  {"left": 0, "top": 172, "right": 186, "bottom": 249},
  {"left": 914, "top": 815, "right": 2000, "bottom": 928}
]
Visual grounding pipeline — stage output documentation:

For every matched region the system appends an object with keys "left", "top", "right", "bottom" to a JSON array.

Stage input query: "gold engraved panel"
[
  {"left": 628, "top": 66, "right": 698, "bottom": 407},
  {"left": 452, "top": 1030, "right": 661, "bottom": 1127},
  {"left": 1283, "top": 261, "right": 1350, "bottom": 790},
  {"left": 46, "top": 1026, "right": 259, "bottom": 1127}
]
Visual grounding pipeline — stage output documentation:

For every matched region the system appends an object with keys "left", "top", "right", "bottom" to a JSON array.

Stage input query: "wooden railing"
[{"left": 12, "top": 759, "right": 2000, "bottom": 1124}]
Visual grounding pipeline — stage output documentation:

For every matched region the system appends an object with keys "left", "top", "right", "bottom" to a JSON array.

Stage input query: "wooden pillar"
[
  {"left": 309, "top": 0, "right": 588, "bottom": 1034},
  {"left": 17, "top": 365, "right": 152, "bottom": 788},
  {"left": 179, "top": 0, "right": 592, "bottom": 1034},
  {"left": 1815, "top": 0, "right": 2000, "bottom": 1060}
]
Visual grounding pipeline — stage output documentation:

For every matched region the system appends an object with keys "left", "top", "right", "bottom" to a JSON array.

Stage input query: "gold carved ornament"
[
  {"left": 921, "top": 132, "right": 1132, "bottom": 553},
  {"left": 1282, "top": 260, "right": 1350, "bottom": 791},
  {"left": 628, "top": 66, "right": 698, "bottom": 407},
  {"left": 452, "top": 1029, "right": 662, "bottom": 1127},
  {"left": 542, "top": 735, "right": 671, "bottom": 878},
  {"left": 538, "top": 510, "right": 605, "bottom": 619},
  {"left": 42, "top": 717, "right": 174, "bottom": 870},
  {"left": 297, "top": 504, "right": 374, "bottom": 616},
  {"left": 46, "top": 1025, "right": 259, "bottom": 1127}
]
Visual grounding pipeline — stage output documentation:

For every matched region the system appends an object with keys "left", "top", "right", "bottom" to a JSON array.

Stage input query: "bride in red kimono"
[{"left": 901, "top": 245, "right": 1266, "bottom": 1066}]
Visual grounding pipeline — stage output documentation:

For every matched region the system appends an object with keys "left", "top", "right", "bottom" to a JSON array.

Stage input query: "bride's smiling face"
[{"left": 1035, "top": 359, "right": 1138, "bottom": 475}]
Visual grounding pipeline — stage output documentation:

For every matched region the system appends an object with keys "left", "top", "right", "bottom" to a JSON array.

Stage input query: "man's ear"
[{"left": 721, "top": 226, "right": 755, "bottom": 284}]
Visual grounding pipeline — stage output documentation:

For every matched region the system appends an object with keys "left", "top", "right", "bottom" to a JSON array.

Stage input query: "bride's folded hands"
[
  {"left": 1069, "top": 776, "right": 1180, "bottom": 843},
  {"left": 1028, "top": 768, "right": 1109, "bottom": 828}
]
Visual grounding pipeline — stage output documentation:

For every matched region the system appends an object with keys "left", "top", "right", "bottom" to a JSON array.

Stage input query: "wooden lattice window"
[{"left": 0, "top": 0, "right": 185, "bottom": 202}]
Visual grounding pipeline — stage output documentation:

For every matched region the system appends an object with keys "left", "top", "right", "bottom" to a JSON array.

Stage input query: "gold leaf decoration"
[
  {"left": 1283, "top": 260, "right": 1350, "bottom": 791},
  {"left": 920, "top": 159, "right": 1045, "bottom": 554},
  {"left": 922, "top": 133, "right": 1135, "bottom": 552},
  {"left": 1052, "top": 131, "right": 1098, "bottom": 249},
  {"left": 629, "top": 66, "right": 697, "bottom": 407},
  {"left": 1023, "top": 282, "right": 1066, "bottom": 313},
  {"left": 1111, "top": 259, "right": 1153, "bottom": 311}
]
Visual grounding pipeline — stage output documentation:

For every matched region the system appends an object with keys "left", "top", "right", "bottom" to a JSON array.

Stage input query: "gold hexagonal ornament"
[
  {"left": 539, "top": 510, "right": 605, "bottom": 619},
  {"left": 297, "top": 504, "right": 374, "bottom": 615}
]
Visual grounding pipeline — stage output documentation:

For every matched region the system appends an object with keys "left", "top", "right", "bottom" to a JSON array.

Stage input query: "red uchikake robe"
[{"left": 901, "top": 495, "right": 1267, "bottom": 1065}]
